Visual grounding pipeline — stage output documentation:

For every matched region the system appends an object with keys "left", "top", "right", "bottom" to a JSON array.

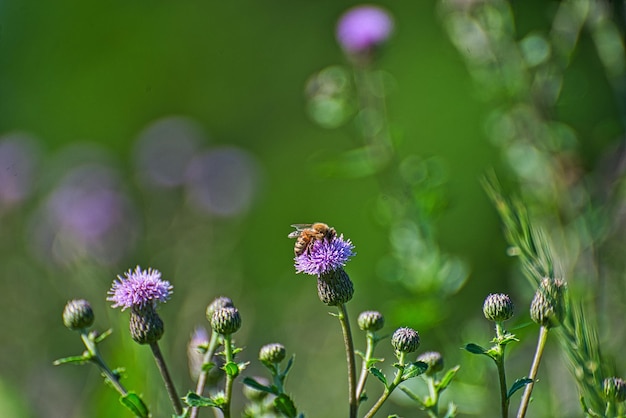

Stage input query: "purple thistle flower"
[
  {"left": 336, "top": 5, "right": 394, "bottom": 55},
  {"left": 107, "top": 266, "right": 173, "bottom": 311},
  {"left": 295, "top": 234, "right": 355, "bottom": 276}
]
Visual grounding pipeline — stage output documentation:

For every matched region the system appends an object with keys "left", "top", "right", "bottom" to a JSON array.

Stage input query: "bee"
[{"left": 288, "top": 223, "right": 336, "bottom": 256}]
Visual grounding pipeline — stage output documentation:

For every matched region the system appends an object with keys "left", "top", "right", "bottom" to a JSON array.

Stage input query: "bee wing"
[{"left": 288, "top": 223, "right": 312, "bottom": 239}]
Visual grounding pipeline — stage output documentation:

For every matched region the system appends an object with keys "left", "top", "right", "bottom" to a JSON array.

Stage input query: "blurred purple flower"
[
  {"left": 295, "top": 235, "right": 355, "bottom": 276},
  {"left": 336, "top": 5, "right": 394, "bottom": 55},
  {"left": 134, "top": 116, "right": 205, "bottom": 189},
  {"left": 0, "top": 133, "right": 39, "bottom": 208},
  {"left": 108, "top": 266, "right": 173, "bottom": 311},
  {"left": 30, "top": 163, "right": 137, "bottom": 265},
  {"left": 185, "top": 147, "right": 261, "bottom": 217}
]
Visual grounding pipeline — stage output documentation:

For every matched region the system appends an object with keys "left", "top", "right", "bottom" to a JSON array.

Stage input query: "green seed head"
[
  {"left": 259, "top": 343, "right": 287, "bottom": 364},
  {"left": 530, "top": 278, "right": 566, "bottom": 328},
  {"left": 357, "top": 310, "right": 384, "bottom": 332},
  {"left": 483, "top": 293, "right": 514, "bottom": 322},
  {"left": 206, "top": 296, "right": 235, "bottom": 322},
  {"left": 210, "top": 306, "right": 242, "bottom": 335},
  {"left": 391, "top": 327, "right": 420, "bottom": 353},
  {"left": 62, "top": 299, "right": 95, "bottom": 331}
]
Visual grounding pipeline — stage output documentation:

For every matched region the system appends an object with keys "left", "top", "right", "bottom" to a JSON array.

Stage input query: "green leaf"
[
  {"left": 201, "top": 361, "right": 216, "bottom": 372},
  {"left": 401, "top": 361, "right": 428, "bottom": 381},
  {"left": 53, "top": 355, "right": 89, "bottom": 366},
  {"left": 283, "top": 355, "right": 295, "bottom": 376},
  {"left": 223, "top": 361, "right": 239, "bottom": 377},
  {"left": 183, "top": 392, "right": 223, "bottom": 408},
  {"left": 119, "top": 392, "right": 150, "bottom": 418},
  {"left": 369, "top": 367, "right": 388, "bottom": 387},
  {"left": 365, "top": 357, "right": 385, "bottom": 368},
  {"left": 463, "top": 343, "right": 489, "bottom": 355},
  {"left": 436, "top": 365, "right": 460, "bottom": 392},
  {"left": 242, "top": 377, "right": 279, "bottom": 395},
  {"left": 94, "top": 329, "right": 113, "bottom": 344},
  {"left": 507, "top": 378, "right": 533, "bottom": 399},
  {"left": 274, "top": 393, "right": 298, "bottom": 418}
]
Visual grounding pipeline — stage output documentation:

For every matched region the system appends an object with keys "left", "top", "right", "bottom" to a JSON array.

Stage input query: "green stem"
[
  {"left": 516, "top": 326, "right": 549, "bottom": 418},
  {"left": 190, "top": 331, "right": 221, "bottom": 418},
  {"left": 426, "top": 375, "right": 439, "bottom": 418},
  {"left": 495, "top": 323, "right": 509, "bottom": 418},
  {"left": 222, "top": 334, "right": 235, "bottom": 418},
  {"left": 80, "top": 332, "right": 128, "bottom": 397},
  {"left": 363, "top": 352, "right": 406, "bottom": 418},
  {"left": 356, "top": 332, "right": 376, "bottom": 404},
  {"left": 149, "top": 342, "right": 183, "bottom": 415},
  {"left": 337, "top": 303, "right": 358, "bottom": 418}
]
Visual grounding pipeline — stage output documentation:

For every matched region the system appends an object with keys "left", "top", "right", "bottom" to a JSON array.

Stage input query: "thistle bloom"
[
  {"left": 336, "top": 5, "right": 394, "bottom": 55},
  {"left": 108, "top": 266, "right": 173, "bottom": 311},
  {"left": 294, "top": 234, "right": 355, "bottom": 276}
]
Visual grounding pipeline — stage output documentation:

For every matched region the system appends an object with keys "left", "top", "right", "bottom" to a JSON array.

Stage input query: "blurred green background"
[{"left": 1, "top": 0, "right": 624, "bottom": 417}]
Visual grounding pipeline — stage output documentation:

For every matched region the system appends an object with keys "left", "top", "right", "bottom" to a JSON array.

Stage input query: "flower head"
[
  {"left": 483, "top": 293, "right": 514, "bottom": 322},
  {"left": 336, "top": 5, "right": 394, "bottom": 55},
  {"left": 391, "top": 327, "right": 420, "bottom": 353},
  {"left": 107, "top": 266, "right": 172, "bottom": 311},
  {"left": 62, "top": 299, "right": 95, "bottom": 330},
  {"left": 295, "top": 234, "right": 355, "bottom": 276},
  {"left": 358, "top": 310, "right": 384, "bottom": 332}
]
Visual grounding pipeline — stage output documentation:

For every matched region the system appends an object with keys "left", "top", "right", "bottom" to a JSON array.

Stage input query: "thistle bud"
[
  {"left": 129, "top": 306, "right": 164, "bottom": 344},
  {"left": 417, "top": 351, "right": 444, "bottom": 376},
  {"left": 206, "top": 296, "right": 235, "bottom": 322},
  {"left": 530, "top": 278, "right": 566, "bottom": 328},
  {"left": 357, "top": 310, "right": 384, "bottom": 332},
  {"left": 391, "top": 327, "right": 420, "bottom": 353},
  {"left": 483, "top": 293, "right": 514, "bottom": 322},
  {"left": 210, "top": 306, "right": 242, "bottom": 335},
  {"left": 604, "top": 377, "right": 626, "bottom": 402},
  {"left": 62, "top": 299, "right": 95, "bottom": 331},
  {"left": 317, "top": 268, "right": 354, "bottom": 306},
  {"left": 259, "top": 343, "right": 286, "bottom": 364}
]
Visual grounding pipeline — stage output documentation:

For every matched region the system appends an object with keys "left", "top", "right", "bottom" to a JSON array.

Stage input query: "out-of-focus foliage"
[{"left": 1, "top": 0, "right": 625, "bottom": 417}]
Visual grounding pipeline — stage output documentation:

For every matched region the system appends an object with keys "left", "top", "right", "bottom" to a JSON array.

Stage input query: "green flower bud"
[
  {"left": 357, "top": 310, "right": 384, "bottom": 332},
  {"left": 530, "top": 278, "right": 566, "bottom": 328},
  {"left": 391, "top": 327, "right": 420, "bottom": 353},
  {"left": 317, "top": 268, "right": 354, "bottom": 306},
  {"left": 62, "top": 299, "right": 95, "bottom": 331},
  {"left": 604, "top": 377, "right": 626, "bottom": 402},
  {"left": 206, "top": 296, "right": 235, "bottom": 322},
  {"left": 129, "top": 306, "right": 164, "bottom": 344},
  {"left": 417, "top": 351, "right": 444, "bottom": 376},
  {"left": 259, "top": 343, "right": 286, "bottom": 364},
  {"left": 483, "top": 293, "right": 514, "bottom": 322},
  {"left": 210, "top": 306, "right": 242, "bottom": 335}
]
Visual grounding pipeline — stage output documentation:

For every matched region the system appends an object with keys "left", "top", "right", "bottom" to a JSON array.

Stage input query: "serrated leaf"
[
  {"left": 274, "top": 393, "right": 298, "bottom": 418},
  {"left": 283, "top": 355, "right": 295, "bottom": 376},
  {"left": 463, "top": 343, "right": 488, "bottom": 355},
  {"left": 53, "top": 355, "right": 89, "bottom": 366},
  {"left": 369, "top": 367, "right": 388, "bottom": 387},
  {"left": 499, "top": 333, "right": 520, "bottom": 346},
  {"left": 436, "top": 365, "right": 460, "bottom": 392},
  {"left": 183, "top": 392, "right": 223, "bottom": 408},
  {"left": 365, "top": 357, "right": 384, "bottom": 368},
  {"left": 120, "top": 392, "right": 150, "bottom": 418},
  {"left": 401, "top": 361, "right": 428, "bottom": 381},
  {"left": 507, "top": 378, "right": 533, "bottom": 399},
  {"left": 223, "top": 361, "right": 239, "bottom": 377},
  {"left": 242, "top": 377, "right": 279, "bottom": 395}
]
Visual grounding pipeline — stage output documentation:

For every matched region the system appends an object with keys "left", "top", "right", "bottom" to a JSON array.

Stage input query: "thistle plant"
[{"left": 464, "top": 293, "right": 531, "bottom": 418}]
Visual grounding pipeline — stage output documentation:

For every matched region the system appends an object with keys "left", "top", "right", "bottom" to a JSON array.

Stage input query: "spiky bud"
[
  {"left": 357, "top": 310, "right": 384, "bottom": 332},
  {"left": 391, "top": 327, "right": 420, "bottom": 353},
  {"left": 206, "top": 296, "right": 235, "bottom": 322},
  {"left": 604, "top": 377, "right": 626, "bottom": 402},
  {"left": 259, "top": 343, "right": 286, "bottom": 364},
  {"left": 317, "top": 268, "right": 354, "bottom": 306},
  {"left": 62, "top": 299, "right": 95, "bottom": 330},
  {"left": 530, "top": 278, "right": 566, "bottom": 328},
  {"left": 210, "top": 306, "right": 242, "bottom": 335},
  {"left": 417, "top": 351, "right": 444, "bottom": 376},
  {"left": 129, "top": 306, "right": 164, "bottom": 344},
  {"left": 483, "top": 293, "right": 514, "bottom": 322}
]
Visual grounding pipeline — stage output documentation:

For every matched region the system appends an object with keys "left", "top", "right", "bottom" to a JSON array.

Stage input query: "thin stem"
[
  {"left": 516, "top": 326, "right": 549, "bottom": 418},
  {"left": 190, "top": 332, "right": 221, "bottom": 418},
  {"left": 222, "top": 334, "right": 235, "bottom": 418},
  {"left": 363, "top": 352, "right": 406, "bottom": 418},
  {"left": 337, "top": 303, "right": 358, "bottom": 418},
  {"left": 149, "top": 342, "right": 184, "bottom": 415},
  {"left": 356, "top": 332, "right": 376, "bottom": 404},
  {"left": 495, "top": 322, "right": 509, "bottom": 418},
  {"left": 80, "top": 332, "right": 128, "bottom": 397},
  {"left": 425, "top": 375, "right": 439, "bottom": 418}
]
